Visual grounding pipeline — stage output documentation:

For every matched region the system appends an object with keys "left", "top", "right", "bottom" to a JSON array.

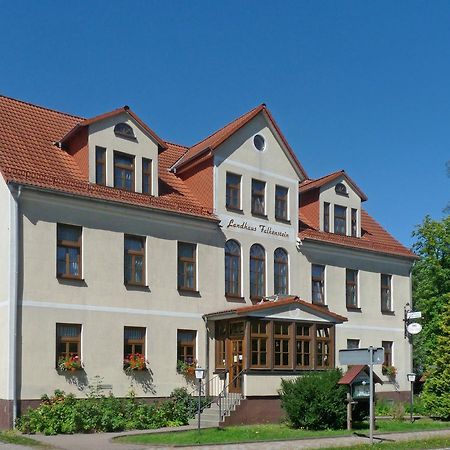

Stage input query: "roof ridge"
[
  {"left": 304, "top": 169, "right": 345, "bottom": 184},
  {"left": 189, "top": 103, "right": 264, "bottom": 149},
  {"left": 164, "top": 140, "right": 189, "bottom": 149},
  {"left": 0, "top": 94, "right": 84, "bottom": 120}
]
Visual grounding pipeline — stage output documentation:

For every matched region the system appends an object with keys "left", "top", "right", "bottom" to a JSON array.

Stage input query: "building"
[{"left": 0, "top": 96, "right": 416, "bottom": 428}]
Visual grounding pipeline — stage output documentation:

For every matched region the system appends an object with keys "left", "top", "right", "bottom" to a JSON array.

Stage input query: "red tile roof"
[
  {"left": 300, "top": 170, "right": 368, "bottom": 201},
  {"left": 172, "top": 104, "right": 308, "bottom": 180},
  {"left": 0, "top": 95, "right": 216, "bottom": 221},
  {"left": 204, "top": 296, "right": 348, "bottom": 323},
  {"left": 338, "top": 365, "right": 383, "bottom": 385}
]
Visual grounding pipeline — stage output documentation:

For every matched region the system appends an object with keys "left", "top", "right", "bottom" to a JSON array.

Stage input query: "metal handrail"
[{"left": 218, "top": 369, "right": 245, "bottom": 421}]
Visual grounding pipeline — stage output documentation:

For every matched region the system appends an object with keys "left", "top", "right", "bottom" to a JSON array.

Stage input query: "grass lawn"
[
  {"left": 321, "top": 436, "right": 450, "bottom": 449},
  {"left": 115, "top": 419, "right": 450, "bottom": 446},
  {"left": 0, "top": 430, "right": 49, "bottom": 447}
]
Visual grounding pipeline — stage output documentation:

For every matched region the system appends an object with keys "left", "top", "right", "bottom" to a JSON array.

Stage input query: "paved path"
[
  {"left": 28, "top": 427, "right": 450, "bottom": 450},
  {"left": 0, "top": 443, "right": 33, "bottom": 450}
]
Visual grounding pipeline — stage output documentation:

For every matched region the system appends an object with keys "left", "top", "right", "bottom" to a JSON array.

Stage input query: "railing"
[{"left": 218, "top": 369, "right": 245, "bottom": 421}]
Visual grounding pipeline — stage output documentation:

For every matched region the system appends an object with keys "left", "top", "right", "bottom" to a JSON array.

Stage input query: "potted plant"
[
  {"left": 177, "top": 359, "right": 197, "bottom": 377},
  {"left": 58, "top": 354, "right": 83, "bottom": 372},
  {"left": 123, "top": 353, "right": 148, "bottom": 372},
  {"left": 382, "top": 365, "right": 397, "bottom": 379}
]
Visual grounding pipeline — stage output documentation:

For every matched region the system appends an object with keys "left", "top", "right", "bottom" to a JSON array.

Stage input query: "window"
[
  {"left": 311, "top": 264, "right": 325, "bottom": 305},
  {"left": 347, "top": 339, "right": 360, "bottom": 349},
  {"left": 124, "top": 326, "right": 145, "bottom": 356},
  {"left": 124, "top": 235, "right": 145, "bottom": 285},
  {"left": 346, "top": 269, "right": 358, "bottom": 308},
  {"left": 56, "top": 323, "right": 81, "bottom": 366},
  {"left": 296, "top": 324, "right": 311, "bottom": 368},
  {"left": 250, "top": 244, "right": 265, "bottom": 299},
  {"left": 57, "top": 224, "right": 82, "bottom": 279},
  {"left": 142, "top": 158, "right": 152, "bottom": 195},
  {"left": 114, "top": 122, "right": 135, "bottom": 139},
  {"left": 226, "top": 173, "right": 241, "bottom": 210},
  {"left": 225, "top": 240, "right": 241, "bottom": 297},
  {"left": 275, "top": 185, "right": 288, "bottom": 221},
  {"left": 95, "top": 146, "right": 106, "bottom": 185},
  {"left": 178, "top": 242, "right": 196, "bottom": 291},
  {"left": 251, "top": 179, "right": 266, "bottom": 216},
  {"left": 381, "top": 274, "right": 392, "bottom": 312},
  {"left": 250, "top": 320, "right": 269, "bottom": 368},
  {"left": 323, "top": 202, "right": 330, "bottom": 232},
  {"left": 334, "top": 205, "right": 347, "bottom": 235},
  {"left": 114, "top": 152, "right": 134, "bottom": 191},
  {"left": 382, "top": 341, "right": 393, "bottom": 367},
  {"left": 351, "top": 208, "right": 358, "bottom": 237},
  {"left": 253, "top": 134, "right": 266, "bottom": 151},
  {"left": 335, "top": 182, "right": 348, "bottom": 195},
  {"left": 316, "top": 326, "right": 332, "bottom": 368},
  {"left": 274, "top": 248, "right": 288, "bottom": 295},
  {"left": 215, "top": 322, "right": 227, "bottom": 369},
  {"left": 274, "top": 322, "right": 291, "bottom": 368},
  {"left": 177, "top": 330, "right": 196, "bottom": 364}
]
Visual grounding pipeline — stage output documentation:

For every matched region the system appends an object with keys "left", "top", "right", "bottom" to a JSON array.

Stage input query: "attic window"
[
  {"left": 114, "top": 123, "right": 135, "bottom": 139},
  {"left": 335, "top": 183, "right": 348, "bottom": 196},
  {"left": 253, "top": 134, "right": 266, "bottom": 151}
]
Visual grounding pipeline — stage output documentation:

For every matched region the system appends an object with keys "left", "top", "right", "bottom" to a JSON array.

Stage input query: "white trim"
[
  {"left": 337, "top": 323, "right": 403, "bottom": 333},
  {"left": 0, "top": 300, "right": 8, "bottom": 308},
  {"left": 22, "top": 300, "right": 203, "bottom": 319},
  {"left": 252, "top": 133, "right": 267, "bottom": 152},
  {"left": 215, "top": 156, "right": 298, "bottom": 185}
]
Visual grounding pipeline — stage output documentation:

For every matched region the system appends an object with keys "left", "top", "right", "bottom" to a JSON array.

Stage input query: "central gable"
[{"left": 246, "top": 304, "right": 332, "bottom": 323}]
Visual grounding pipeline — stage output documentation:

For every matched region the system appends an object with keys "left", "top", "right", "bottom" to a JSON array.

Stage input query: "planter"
[
  {"left": 177, "top": 359, "right": 197, "bottom": 377},
  {"left": 382, "top": 365, "right": 397, "bottom": 379},
  {"left": 123, "top": 353, "right": 148, "bottom": 372},
  {"left": 58, "top": 354, "right": 83, "bottom": 372}
]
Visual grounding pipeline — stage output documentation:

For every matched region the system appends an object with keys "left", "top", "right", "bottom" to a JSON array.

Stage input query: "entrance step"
[{"left": 189, "top": 394, "right": 243, "bottom": 428}]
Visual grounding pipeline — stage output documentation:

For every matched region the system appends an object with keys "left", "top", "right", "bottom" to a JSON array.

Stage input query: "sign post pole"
[{"left": 369, "top": 346, "right": 374, "bottom": 445}]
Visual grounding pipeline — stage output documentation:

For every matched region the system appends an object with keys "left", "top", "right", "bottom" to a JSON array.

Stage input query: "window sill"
[
  {"left": 178, "top": 288, "right": 200, "bottom": 297},
  {"left": 226, "top": 206, "right": 243, "bottom": 214},
  {"left": 251, "top": 212, "right": 268, "bottom": 220},
  {"left": 381, "top": 310, "right": 395, "bottom": 316},
  {"left": 225, "top": 294, "right": 245, "bottom": 301},
  {"left": 125, "top": 282, "right": 147, "bottom": 288},
  {"left": 57, "top": 274, "right": 83, "bottom": 281},
  {"left": 275, "top": 217, "right": 291, "bottom": 225},
  {"left": 346, "top": 306, "right": 362, "bottom": 312}
]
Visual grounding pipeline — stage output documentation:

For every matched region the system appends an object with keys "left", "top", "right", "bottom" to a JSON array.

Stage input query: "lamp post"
[
  {"left": 195, "top": 367, "right": 206, "bottom": 433},
  {"left": 407, "top": 373, "right": 416, "bottom": 423}
]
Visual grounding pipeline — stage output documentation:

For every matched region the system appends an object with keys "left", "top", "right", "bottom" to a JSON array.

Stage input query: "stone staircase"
[{"left": 189, "top": 393, "right": 243, "bottom": 428}]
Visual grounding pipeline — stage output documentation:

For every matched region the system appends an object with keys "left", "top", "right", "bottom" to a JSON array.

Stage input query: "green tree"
[
  {"left": 412, "top": 215, "right": 450, "bottom": 372},
  {"left": 421, "top": 300, "right": 450, "bottom": 419}
]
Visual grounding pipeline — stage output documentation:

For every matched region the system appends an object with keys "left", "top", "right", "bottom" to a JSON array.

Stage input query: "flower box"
[
  {"left": 123, "top": 353, "right": 148, "bottom": 372},
  {"left": 58, "top": 354, "right": 83, "bottom": 372},
  {"left": 177, "top": 359, "right": 197, "bottom": 377},
  {"left": 382, "top": 365, "right": 397, "bottom": 378}
]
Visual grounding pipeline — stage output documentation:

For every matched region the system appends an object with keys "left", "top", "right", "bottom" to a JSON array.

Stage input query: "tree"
[
  {"left": 412, "top": 215, "right": 450, "bottom": 373},
  {"left": 421, "top": 300, "right": 450, "bottom": 419}
]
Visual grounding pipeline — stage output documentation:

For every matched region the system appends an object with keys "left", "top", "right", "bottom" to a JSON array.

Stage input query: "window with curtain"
[
  {"left": 95, "top": 146, "right": 106, "bottom": 185},
  {"left": 275, "top": 185, "right": 288, "bottom": 221},
  {"left": 124, "top": 326, "right": 146, "bottom": 356},
  {"left": 114, "top": 152, "right": 134, "bottom": 191},
  {"left": 316, "top": 325, "right": 332, "bottom": 368},
  {"left": 56, "top": 323, "right": 81, "bottom": 365},
  {"left": 225, "top": 240, "right": 241, "bottom": 297},
  {"left": 177, "top": 330, "right": 196, "bottom": 364},
  {"left": 311, "top": 264, "right": 325, "bottom": 305},
  {"left": 250, "top": 244, "right": 265, "bottom": 299},
  {"left": 334, "top": 205, "right": 347, "bottom": 235},
  {"left": 142, "top": 158, "right": 152, "bottom": 195},
  {"left": 226, "top": 172, "right": 241, "bottom": 210},
  {"left": 124, "top": 235, "right": 145, "bottom": 285},
  {"left": 251, "top": 179, "right": 266, "bottom": 216},
  {"left": 346, "top": 269, "right": 358, "bottom": 308},
  {"left": 178, "top": 242, "right": 196, "bottom": 290},
  {"left": 274, "top": 248, "right": 288, "bottom": 295},
  {"left": 57, "top": 224, "right": 82, "bottom": 279},
  {"left": 381, "top": 274, "right": 392, "bottom": 312},
  {"left": 351, "top": 208, "right": 358, "bottom": 237}
]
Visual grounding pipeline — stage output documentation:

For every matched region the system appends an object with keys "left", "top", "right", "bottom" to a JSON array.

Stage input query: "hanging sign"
[{"left": 407, "top": 322, "right": 422, "bottom": 335}]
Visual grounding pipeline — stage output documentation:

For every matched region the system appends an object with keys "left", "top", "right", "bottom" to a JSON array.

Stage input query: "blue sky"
[{"left": 1, "top": 1, "right": 449, "bottom": 248}]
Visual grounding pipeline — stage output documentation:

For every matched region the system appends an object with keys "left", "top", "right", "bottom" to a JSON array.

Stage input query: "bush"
[
  {"left": 16, "top": 387, "right": 199, "bottom": 435},
  {"left": 279, "top": 369, "right": 347, "bottom": 430}
]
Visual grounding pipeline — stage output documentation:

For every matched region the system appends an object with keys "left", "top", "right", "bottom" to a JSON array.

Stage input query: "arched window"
[
  {"left": 250, "top": 244, "right": 265, "bottom": 300},
  {"left": 114, "top": 122, "right": 135, "bottom": 139},
  {"left": 225, "top": 240, "right": 241, "bottom": 297},
  {"left": 335, "top": 182, "right": 348, "bottom": 196},
  {"left": 274, "top": 248, "right": 289, "bottom": 295}
]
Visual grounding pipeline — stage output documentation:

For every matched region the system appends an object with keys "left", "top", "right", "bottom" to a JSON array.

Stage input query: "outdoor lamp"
[
  {"left": 407, "top": 373, "right": 416, "bottom": 382},
  {"left": 195, "top": 367, "right": 206, "bottom": 380}
]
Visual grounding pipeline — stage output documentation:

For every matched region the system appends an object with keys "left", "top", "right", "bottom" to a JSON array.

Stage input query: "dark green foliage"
[
  {"left": 412, "top": 215, "right": 450, "bottom": 373},
  {"left": 16, "top": 387, "right": 199, "bottom": 435},
  {"left": 279, "top": 369, "right": 347, "bottom": 430},
  {"left": 421, "top": 301, "right": 450, "bottom": 419}
]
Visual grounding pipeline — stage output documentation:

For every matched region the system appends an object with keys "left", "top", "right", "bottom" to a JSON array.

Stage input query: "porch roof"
[
  {"left": 338, "top": 365, "right": 383, "bottom": 385},
  {"left": 204, "top": 296, "right": 347, "bottom": 323}
]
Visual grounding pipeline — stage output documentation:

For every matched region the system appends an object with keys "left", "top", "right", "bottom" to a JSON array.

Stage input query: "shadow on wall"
[{"left": 126, "top": 369, "right": 156, "bottom": 395}]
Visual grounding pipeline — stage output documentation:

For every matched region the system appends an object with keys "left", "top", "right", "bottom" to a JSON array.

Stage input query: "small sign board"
[
  {"left": 407, "top": 311, "right": 422, "bottom": 320},
  {"left": 407, "top": 322, "right": 422, "bottom": 335},
  {"left": 339, "top": 347, "right": 385, "bottom": 366}
]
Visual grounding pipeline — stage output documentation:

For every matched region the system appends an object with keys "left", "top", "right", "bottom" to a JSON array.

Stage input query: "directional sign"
[
  {"left": 339, "top": 347, "right": 385, "bottom": 366},
  {"left": 407, "top": 311, "right": 422, "bottom": 320}
]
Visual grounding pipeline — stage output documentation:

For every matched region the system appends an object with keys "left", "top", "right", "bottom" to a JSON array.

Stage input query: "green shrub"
[
  {"left": 16, "top": 387, "right": 199, "bottom": 435},
  {"left": 279, "top": 369, "right": 347, "bottom": 430},
  {"left": 375, "top": 398, "right": 393, "bottom": 416}
]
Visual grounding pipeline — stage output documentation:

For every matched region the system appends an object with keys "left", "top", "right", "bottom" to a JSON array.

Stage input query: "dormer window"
[
  {"left": 334, "top": 205, "right": 347, "bottom": 235},
  {"left": 335, "top": 183, "right": 348, "bottom": 196},
  {"left": 114, "top": 152, "right": 134, "bottom": 191},
  {"left": 351, "top": 208, "right": 358, "bottom": 237},
  {"left": 114, "top": 123, "right": 136, "bottom": 139}
]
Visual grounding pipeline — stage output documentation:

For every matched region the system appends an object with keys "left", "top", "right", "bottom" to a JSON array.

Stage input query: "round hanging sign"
[{"left": 407, "top": 322, "right": 422, "bottom": 335}]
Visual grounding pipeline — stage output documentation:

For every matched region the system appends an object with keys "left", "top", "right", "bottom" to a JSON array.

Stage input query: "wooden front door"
[{"left": 228, "top": 338, "right": 244, "bottom": 393}]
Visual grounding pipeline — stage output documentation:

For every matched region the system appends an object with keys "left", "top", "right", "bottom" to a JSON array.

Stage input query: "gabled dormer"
[
  {"left": 58, "top": 106, "right": 166, "bottom": 197},
  {"left": 299, "top": 170, "right": 367, "bottom": 238}
]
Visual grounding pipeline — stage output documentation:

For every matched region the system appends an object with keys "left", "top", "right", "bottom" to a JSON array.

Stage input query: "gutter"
[{"left": 9, "top": 185, "right": 21, "bottom": 427}]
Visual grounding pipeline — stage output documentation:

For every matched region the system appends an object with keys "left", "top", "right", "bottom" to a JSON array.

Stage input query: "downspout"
[
  {"left": 203, "top": 315, "right": 209, "bottom": 397},
  {"left": 9, "top": 184, "right": 21, "bottom": 427}
]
